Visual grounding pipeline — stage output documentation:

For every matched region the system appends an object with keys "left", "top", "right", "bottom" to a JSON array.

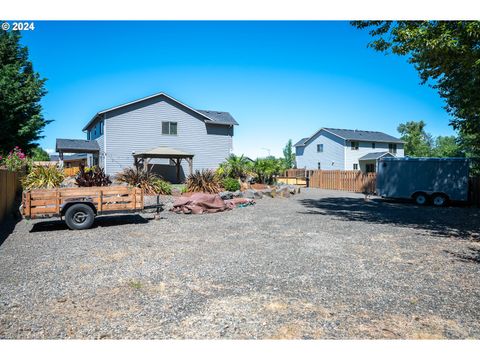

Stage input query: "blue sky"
[{"left": 20, "top": 21, "right": 454, "bottom": 158}]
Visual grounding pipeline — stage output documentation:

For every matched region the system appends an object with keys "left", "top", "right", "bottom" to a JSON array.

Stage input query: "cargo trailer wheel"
[
  {"left": 432, "top": 193, "right": 448, "bottom": 207},
  {"left": 65, "top": 203, "right": 95, "bottom": 230},
  {"left": 413, "top": 192, "right": 428, "bottom": 206}
]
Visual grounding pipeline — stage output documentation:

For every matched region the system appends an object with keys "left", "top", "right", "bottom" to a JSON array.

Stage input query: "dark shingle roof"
[
  {"left": 358, "top": 152, "right": 394, "bottom": 161},
  {"left": 294, "top": 137, "right": 309, "bottom": 147},
  {"left": 83, "top": 92, "right": 239, "bottom": 130},
  {"left": 196, "top": 110, "right": 239, "bottom": 126},
  {"left": 55, "top": 139, "right": 100, "bottom": 153},
  {"left": 324, "top": 128, "right": 404, "bottom": 143},
  {"left": 50, "top": 153, "right": 88, "bottom": 161}
]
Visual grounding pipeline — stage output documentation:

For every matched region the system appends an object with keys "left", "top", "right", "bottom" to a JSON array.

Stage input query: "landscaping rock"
[
  {"left": 219, "top": 191, "right": 234, "bottom": 200},
  {"left": 261, "top": 188, "right": 276, "bottom": 198},
  {"left": 171, "top": 188, "right": 182, "bottom": 197},
  {"left": 232, "top": 190, "right": 243, "bottom": 198},
  {"left": 242, "top": 189, "right": 256, "bottom": 199},
  {"left": 276, "top": 187, "right": 291, "bottom": 198}
]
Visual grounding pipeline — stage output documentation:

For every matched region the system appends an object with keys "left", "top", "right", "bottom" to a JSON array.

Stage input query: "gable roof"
[
  {"left": 56, "top": 138, "right": 100, "bottom": 153},
  {"left": 293, "top": 137, "right": 309, "bottom": 147},
  {"left": 83, "top": 92, "right": 238, "bottom": 131},
  {"left": 196, "top": 110, "right": 238, "bottom": 126},
  {"left": 50, "top": 153, "right": 88, "bottom": 161},
  {"left": 323, "top": 128, "right": 404, "bottom": 143},
  {"left": 294, "top": 127, "right": 403, "bottom": 147},
  {"left": 358, "top": 152, "right": 395, "bottom": 161}
]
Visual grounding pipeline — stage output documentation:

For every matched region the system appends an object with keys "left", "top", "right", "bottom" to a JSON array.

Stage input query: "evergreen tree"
[{"left": 0, "top": 29, "right": 50, "bottom": 155}]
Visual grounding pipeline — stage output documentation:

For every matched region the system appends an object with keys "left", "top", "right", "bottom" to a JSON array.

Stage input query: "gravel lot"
[{"left": 1, "top": 188, "right": 479, "bottom": 339}]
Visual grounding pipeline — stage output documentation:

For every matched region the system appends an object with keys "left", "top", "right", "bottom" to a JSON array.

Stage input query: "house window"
[
  {"left": 353, "top": 163, "right": 358, "bottom": 170},
  {"left": 317, "top": 162, "right": 321, "bottom": 169},
  {"left": 162, "top": 121, "right": 178, "bottom": 135},
  {"left": 317, "top": 144, "right": 324, "bottom": 153},
  {"left": 372, "top": 142, "right": 376, "bottom": 149},
  {"left": 100, "top": 121, "right": 104, "bottom": 135},
  {"left": 351, "top": 141, "right": 359, "bottom": 150},
  {"left": 389, "top": 143, "right": 397, "bottom": 154},
  {"left": 366, "top": 163, "right": 375, "bottom": 173}
]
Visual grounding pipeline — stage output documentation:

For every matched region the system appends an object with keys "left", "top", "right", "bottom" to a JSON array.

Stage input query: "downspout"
[{"left": 103, "top": 113, "right": 107, "bottom": 174}]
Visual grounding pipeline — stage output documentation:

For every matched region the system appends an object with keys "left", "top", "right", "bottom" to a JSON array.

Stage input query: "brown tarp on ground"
[{"left": 171, "top": 193, "right": 254, "bottom": 214}]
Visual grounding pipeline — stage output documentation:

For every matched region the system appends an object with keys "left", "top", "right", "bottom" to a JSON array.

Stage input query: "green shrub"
[
  {"left": 22, "top": 165, "right": 65, "bottom": 190},
  {"left": 222, "top": 177, "right": 240, "bottom": 191},
  {"left": 186, "top": 169, "right": 221, "bottom": 194},
  {"left": 151, "top": 177, "right": 172, "bottom": 195}
]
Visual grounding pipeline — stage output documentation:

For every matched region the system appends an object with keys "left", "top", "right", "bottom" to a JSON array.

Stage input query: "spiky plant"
[
  {"left": 75, "top": 165, "right": 112, "bottom": 187},
  {"left": 185, "top": 169, "right": 221, "bottom": 194},
  {"left": 115, "top": 167, "right": 171, "bottom": 195},
  {"left": 22, "top": 165, "right": 65, "bottom": 190}
]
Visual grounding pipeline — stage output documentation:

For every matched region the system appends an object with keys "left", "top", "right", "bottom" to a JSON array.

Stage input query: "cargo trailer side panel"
[{"left": 376, "top": 158, "right": 469, "bottom": 202}]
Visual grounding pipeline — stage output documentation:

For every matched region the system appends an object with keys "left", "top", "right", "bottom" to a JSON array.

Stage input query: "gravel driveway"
[{"left": 1, "top": 188, "right": 479, "bottom": 339}]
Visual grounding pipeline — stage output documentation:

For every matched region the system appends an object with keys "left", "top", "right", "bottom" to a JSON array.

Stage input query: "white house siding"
[
  {"left": 94, "top": 96, "right": 233, "bottom": 181},
  {"left": 345, "top": 141, "right": 404, "bottom": 170},
  {"left": 295, "top": 130, "right": 346, "bottom": 170}
]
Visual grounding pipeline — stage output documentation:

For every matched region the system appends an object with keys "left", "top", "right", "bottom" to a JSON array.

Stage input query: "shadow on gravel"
[
  {"left": 299, "top": 196, "right": 480, "bottom": 240},
  {"left": 29, "top": 214, "right": 151, "bottom": 232},
  {"left": 0, "top": 214, "right": 21, "bottom": 247},
  {"left": 444, "top": 247, "right": 480, "bottom": 263}
]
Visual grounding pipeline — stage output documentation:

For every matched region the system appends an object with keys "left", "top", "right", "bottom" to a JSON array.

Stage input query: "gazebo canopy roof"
[{"left": 133, "top": 147, "right": 194, "bottom": 159}]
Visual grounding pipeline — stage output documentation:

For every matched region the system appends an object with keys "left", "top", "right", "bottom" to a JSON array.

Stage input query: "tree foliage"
[
  {"left": 30, "top": 146, "right": 50, "bottom": 161},
  {"left": 432, "top": 136, "right": 463, "bottom": 157},
  {"left": 0, "top": 29, "right": 50, "bottom": 154},
  {"left": 216, "top": 154, "right": 252, "bottom": 180},
  {"left": 282, "top": 139, "right": 296, "bottom": 169},
  {"left": 352, "top": 21, "right": 480, "bottom": 156},
  {"left": 251, "top": 156, "right": 285, "bottom": 184},
  {"left": 397, "top": 121, "right": 434, "bottom": 157}
]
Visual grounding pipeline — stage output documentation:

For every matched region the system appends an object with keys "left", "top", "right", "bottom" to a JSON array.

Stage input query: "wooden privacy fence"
[
  {"left": 284, "top": 168, "right": 307, "bottom": 178},
  {"left": 0, "top": 169, "right": 21, "bottom": 223},
  {"left": 64, "top": 167, "right": 80, "bottom": 177},
  {"left": 308, "top": 170, "right": 377, "bottom": 193}
]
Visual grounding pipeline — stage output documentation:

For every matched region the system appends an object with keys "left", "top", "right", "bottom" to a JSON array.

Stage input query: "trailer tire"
[
  {"left": 432, "top": 193, "right": 448, "bottom": 207},
  {"left": 413, "top": 192, "right": 428, "bottom": 206},
  {"left": 65, "top": 203, "right": 95, "bottom": 230}
]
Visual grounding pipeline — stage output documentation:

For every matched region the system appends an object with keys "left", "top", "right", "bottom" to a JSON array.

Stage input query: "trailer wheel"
[
  {"left": 65, "top": 203, "right": 95, "bottom": 230},
  {"left": 432, "top": 193, "right": 448, "bottom": 207},
  {"left": 413, "top": 192, "right": 428, "bottom": 206}
]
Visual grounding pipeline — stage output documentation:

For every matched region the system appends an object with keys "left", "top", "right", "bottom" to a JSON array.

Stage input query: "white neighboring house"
[{"left": 294, "top": 128, "right": 404, "bottom": 173}]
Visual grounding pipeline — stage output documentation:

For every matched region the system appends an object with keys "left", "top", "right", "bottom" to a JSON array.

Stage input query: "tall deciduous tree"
[
  {"left": 397, "top": 120, "right": 434, "bottom": 156},
  {"left": 432, "top": 136, "right": 463, "bottom": 157},
  {"left": 282, "top": 139, "right": 296, "bottom": 169},
  {"left": 0, "top": 29, "right": 50, "bottom": 155},
  {"left": 352, "top": 21, "right": 480, "bottom": 157}
]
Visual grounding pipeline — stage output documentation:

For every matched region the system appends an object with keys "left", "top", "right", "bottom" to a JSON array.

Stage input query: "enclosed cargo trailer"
[{"left": 376, "top": 157, "right": 470, "bottom": 206}]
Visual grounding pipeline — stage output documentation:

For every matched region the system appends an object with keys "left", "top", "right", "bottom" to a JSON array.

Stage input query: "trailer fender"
[{"left": 60, "top": 198, "right": 98, "bottom": 216}]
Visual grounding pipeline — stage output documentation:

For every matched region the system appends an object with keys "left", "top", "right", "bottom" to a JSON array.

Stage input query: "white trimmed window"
[
  {"left": 317, "top": 144, "right": 324, "bottom": 152},
  {"left": 353, "top": 163, "right": 358, "bottom": 170},
  {"left": 162, "top": 121, "right": 178, "bottom": 135}
]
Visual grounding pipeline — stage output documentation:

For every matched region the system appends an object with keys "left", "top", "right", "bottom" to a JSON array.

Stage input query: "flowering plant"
[{"left": 2, "top": 146, "right": 30, "bottom": 171}]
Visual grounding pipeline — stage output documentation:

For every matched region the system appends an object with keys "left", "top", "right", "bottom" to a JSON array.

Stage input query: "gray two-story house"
[
  {"left": 55, "top": 92, "right": 238, "bottom": 182},
  {"left": 294, "top": 128, "right": 404, "bottom": 172}
]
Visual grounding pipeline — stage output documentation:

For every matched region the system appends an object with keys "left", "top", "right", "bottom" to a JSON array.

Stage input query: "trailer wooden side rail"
[{"left": 22, "top": 186, "right": 144, "bottom": 230}]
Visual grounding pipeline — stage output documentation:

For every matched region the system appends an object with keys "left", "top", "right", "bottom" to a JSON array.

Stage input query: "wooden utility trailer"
[{"left": 22, "top": 186, "right": 144, "bottom": 230}]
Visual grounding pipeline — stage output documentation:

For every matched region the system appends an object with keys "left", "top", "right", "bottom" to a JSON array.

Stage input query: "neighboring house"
[
  {"left": 55, "top": 92, "right": 238, "bottom": 182},
  {"left": 50, "top": 153, "right": 88, "bottom": 168},
  {"left": 294, "top": 128, "right": 404, "bottom": 172}
]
